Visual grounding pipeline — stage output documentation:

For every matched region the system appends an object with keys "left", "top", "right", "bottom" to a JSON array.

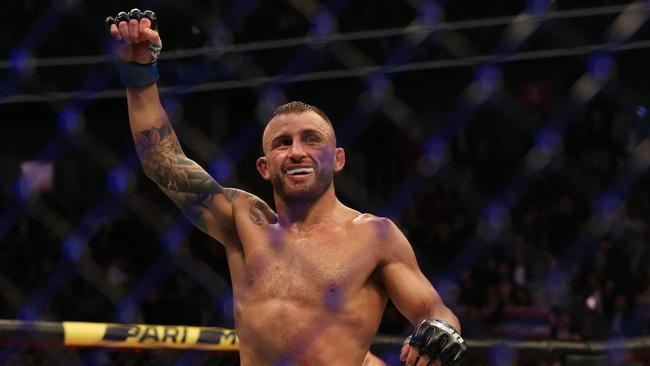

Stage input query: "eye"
[
  {"left": 273, "top": 137, "right": 292, "bottom": 149},
  {"left": 304, "top": 134, "right": 321, "bottom": 144}
]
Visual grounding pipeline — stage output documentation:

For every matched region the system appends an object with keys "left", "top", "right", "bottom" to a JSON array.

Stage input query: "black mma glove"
[
  {"left": 105, "top": 9, "right": 162, "bottom": 62},
  {"left": 408, "top": 319, "right": 466, "bottom": 366},
  {"left": 105, "top": 9, "right": 162, "bottom": 88}
]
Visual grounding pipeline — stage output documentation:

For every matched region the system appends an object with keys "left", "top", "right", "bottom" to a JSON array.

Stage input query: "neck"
[{"left": 274, "top": 183, "right": 340, "bottom": 229}]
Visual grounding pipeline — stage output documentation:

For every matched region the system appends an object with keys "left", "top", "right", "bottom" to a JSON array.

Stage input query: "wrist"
[
  {"left": 119, "top": 61, "right": 159, "bottom": 89},
  {"left": 432, "top": 319, "right": 460, "bottom": 334}
]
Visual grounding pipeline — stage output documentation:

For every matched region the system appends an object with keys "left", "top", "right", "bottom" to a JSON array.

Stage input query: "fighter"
[{"left": 106, "top": 9, "right": 466, "bottom": 366}]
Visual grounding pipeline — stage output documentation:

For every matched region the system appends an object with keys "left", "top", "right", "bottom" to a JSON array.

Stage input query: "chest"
[{"left": 235, "top": 225, "right": 378, "bottom": 303}]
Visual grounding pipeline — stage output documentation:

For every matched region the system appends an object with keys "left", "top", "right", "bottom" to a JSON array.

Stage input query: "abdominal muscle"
[{"left": 235, "top": 297, "right": 379, "bottom": 366}]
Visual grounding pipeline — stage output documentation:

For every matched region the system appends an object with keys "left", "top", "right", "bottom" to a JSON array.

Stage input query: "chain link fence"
[
  {"left": 2, "top": 347, "right": 239, "bottom": 366},
  {"left": 1, "top": 0, "right": 650, "bottom": 365}
]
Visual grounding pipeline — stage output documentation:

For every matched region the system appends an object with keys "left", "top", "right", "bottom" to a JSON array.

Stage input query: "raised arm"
[
  {"left": 127, "top": 86, "right": 241, "bottom": 241},
  {"left": 107, "top": 10, "right": 240, "bottom": 244},
  {"left": 379, "top": 220, "right": 465, "bottom": 366}
]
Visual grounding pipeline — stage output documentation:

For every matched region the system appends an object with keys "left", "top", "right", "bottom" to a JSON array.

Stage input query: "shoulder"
[
  {"left": 352, "top": 213, "right": 393, "bottom": 229},
  {"left": 352, "top": 213, "right": 410, "bottom": 249},
  {"left": 353, "top": 215, "right": 420, "bottom": 268},
  {"left": 225, "top": 189, "right": 278, "bottom": 224},
  {"left": 225, "top": 188, "right": 268, "bottom": 207}
]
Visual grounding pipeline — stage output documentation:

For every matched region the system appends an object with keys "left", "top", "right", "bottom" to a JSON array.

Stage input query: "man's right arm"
[
  {"left": 127, "top": 85, "right": 240, "bottom": 242},
  {"left": 109, "top": 10, "right": 241, "bottom": 244}
]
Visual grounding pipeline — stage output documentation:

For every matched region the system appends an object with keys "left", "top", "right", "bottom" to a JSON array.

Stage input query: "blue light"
[
  {"left": 107, "top": 167, "right": 130, "bottom": 194},
  {"left": 417, "top": 1, "right": 441, "bottom": 27},
  {"left": 366, "top": 74, "right": 390, "bottom": 99},
  {"left": 9, "top": 49, "right": 29, "bottom": 73},
  {"left": 61, "top": 235, "right": 84, "bottom": 262},
  {"left": 57, "top": 107, "right": 80, "bottom": 133},
  {"left": 475, "top": 65, "right": 501, "bottom": 92},
  {"left": 161, "top": 96, "right": 181, "bottom": 117},
  {"left": 260, "top": 86, "right": 284, "bottom": 108},
  {"left": 606, "top": 338, "right": 627, "bottom": 364},
  {"left": 526, "top": 0, "right": 550, "bottom": 16},
  {"left": 12, "top": 177, "right": 32, "bottom": 201},
  {"left": 161, "top": 225, "right": 184, "bottom": 253},
  {"left": 546, "top": 269, "right": 567, "bottom": 289},
  {"left": 534, "top": 129, "right": 559, "bottom": 155},
  {"left": 209, "top": 157, "right": 232, "bottom": 182},
  {"left": 322, "top": 283, "right": 343, "bottom": 310},
  {"left": 104, "top": 38, "right": 124, "bottom": 60},
  {"left": 116, "top": 299, "right": 137, "bottom": 323},
  {"left": 636, "top": 105, "right": 647, "bottom": 118},
  {"left": 310, "top": 12, "right": 334, "bottom": 38},
  {"left": 423, "top": 138, "right": 447, "bottom": 163},
  {"left": 587, "top": 54, "right": 614, "bottom": 82},
  {"left": 273, "top": 356, "right": 293, "bottom": 366},
  {"left": 596, "top": 194, "right": 620, "bottom": 219},
  {"left": 18, "top": 306, "right": 38, "bottom": 322},
  {"left": 214, "top": 293, "right": 234, "bottom": 319},
  {"left": 490, "top": 344, "right": 516, "bottom": 366},
  {"left": 485, "top": 203, "right": 508, "bottom": 231},
  {"left": 379, "top": 349, "right": 401, "bottom": 366}
]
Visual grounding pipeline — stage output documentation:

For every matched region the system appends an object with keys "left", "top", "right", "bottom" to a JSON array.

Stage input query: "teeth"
[{"left": 287, "top": 168, "right": 314, "bottom": 175}]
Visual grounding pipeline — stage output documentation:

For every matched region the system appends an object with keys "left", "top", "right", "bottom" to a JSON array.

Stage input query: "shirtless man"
[{"left": 107, "top": 9, "right": 466, "bottom": 366}]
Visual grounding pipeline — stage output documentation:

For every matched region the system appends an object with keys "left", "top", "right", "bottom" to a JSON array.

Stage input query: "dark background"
[{"left": 1, "top": 0, "right": 650, "bottom": 357}]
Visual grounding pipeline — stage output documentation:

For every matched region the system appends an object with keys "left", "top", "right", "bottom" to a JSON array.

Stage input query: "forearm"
[
  {"left": 127, "top": 83, "right": 169, "bottom": 135},
  {"left": 407, "top": 294, "right": 461, "bottom": 334},
  {"left": 126, "top": 83, "right": 187, "bottom": 183},
  {"left": 125, "top": 84, "right": 224, "bottom": 212},
  {"left": 427, "top": 303, "right": 461, "bottom": 333}
]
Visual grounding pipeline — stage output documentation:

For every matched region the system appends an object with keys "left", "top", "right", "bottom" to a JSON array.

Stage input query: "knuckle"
[
  {"left": 116, "top": 11, "right": 129, "bottom": 24},
  {"left": 104, "top": 16, "right": 116, "bottom": 29},
  {"left": 128, "top": 8, "right": 142, "bottom": 20}
]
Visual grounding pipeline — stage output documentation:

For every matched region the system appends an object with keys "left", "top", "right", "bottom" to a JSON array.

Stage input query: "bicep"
[
  {"left": 133, "top": 124, "right": 238, "bottom": 243},
  {"left": 157, "top": 180, "right": 239, "bottom": 243},
  {"left": 379, "top": 226, "right": 445, "bottom": 325}
]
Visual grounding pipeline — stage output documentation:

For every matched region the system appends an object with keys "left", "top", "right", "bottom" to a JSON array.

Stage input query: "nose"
[{"left": 289, "top": 141, "right": 306, "bottom": 160}]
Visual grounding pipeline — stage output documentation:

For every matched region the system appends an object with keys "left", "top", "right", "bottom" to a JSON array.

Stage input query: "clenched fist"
[{"left": 106, "top": 9, "right": 162, "bottom": 64}]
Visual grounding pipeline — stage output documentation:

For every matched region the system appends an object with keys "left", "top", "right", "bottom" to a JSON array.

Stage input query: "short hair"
[{"left": 273, "top": 101, "right": 333, "bottom": 127}]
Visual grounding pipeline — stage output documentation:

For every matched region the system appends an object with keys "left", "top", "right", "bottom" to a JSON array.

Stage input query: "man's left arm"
[{"left": 379, "top": 220, "right": 466, "bottom": 366}]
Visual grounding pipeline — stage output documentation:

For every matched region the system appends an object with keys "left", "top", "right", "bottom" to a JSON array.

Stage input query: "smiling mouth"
[{"left": 286, "top": 167, "right": 314, "bottom": 176}]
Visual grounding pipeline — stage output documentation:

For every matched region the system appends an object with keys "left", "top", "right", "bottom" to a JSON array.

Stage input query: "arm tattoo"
[
  {"left": 248, "top": 198, "right": 277, "bottom": 226},
  {"left": 135, "top": 125, "right": 221, "bottom": 194},
  {"left": 134, "top": 124, "right": 232, "bottom": 228},
  {"left": 224, "top": 189, "right": 240, "bottom": 203},
  {"left": 249, "top": 201, "right": 265, "bottom": 225}
]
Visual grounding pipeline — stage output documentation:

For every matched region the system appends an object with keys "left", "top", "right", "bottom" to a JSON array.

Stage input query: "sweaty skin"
[{"left": 111, "top": 15, "right": 459, "bottom": 366}]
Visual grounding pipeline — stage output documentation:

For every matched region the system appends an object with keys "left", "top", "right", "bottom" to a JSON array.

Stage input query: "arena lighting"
[
  {"left": 310, "top": 12, "right": 335, "bottom": 38},
  {"left": 2, "top": 1, "right": 650, "bottom": 364},
  {"left": 106, "top": 167, "right": 133, "bottom": 194},
  {"left": 8, "top": 50, "right": 31, "bottom": 74},
  {"left": 209, "top": 158, "right": 233, "bottom": 182},
  {"left": 61, "top": 235, "right": 85, "bottom": 262},
  {"left": 57, "top": 107, "right": 83, "bottom": 134}
]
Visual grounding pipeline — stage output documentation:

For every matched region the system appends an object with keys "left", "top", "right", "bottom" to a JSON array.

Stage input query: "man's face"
[{"left": 257, "top": 111, "right": 345, "bottom": 203}]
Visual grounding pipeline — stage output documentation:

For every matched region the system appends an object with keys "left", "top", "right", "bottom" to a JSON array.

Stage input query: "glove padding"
[
  {"left": 408, "top": 319, "right": 466, "bottom": 366},
  {"left": 105, "top": 8, "right": 162, "bottom": 62}
]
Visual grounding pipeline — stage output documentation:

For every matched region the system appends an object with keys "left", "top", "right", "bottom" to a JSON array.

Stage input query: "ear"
[
  {"left": 334, "top": 147, "right": 345, "bottom": 173},
  {"left": 256, "top": 156, "right": 271, "bottom": 180}
]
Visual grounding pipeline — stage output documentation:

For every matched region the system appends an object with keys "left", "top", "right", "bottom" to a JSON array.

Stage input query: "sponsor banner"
[{"left": 63, "top": 322, "right": 239, "bottom": 351}]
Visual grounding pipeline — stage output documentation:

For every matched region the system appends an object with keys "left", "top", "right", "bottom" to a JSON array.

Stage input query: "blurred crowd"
[
  {"left": 380, "top": 97, "right": 650, "bottom": 341},
  {"left": 1, "top": 1, "right": 649, "bottom": 359},
  {"left": 2, "top": 79, "right": 649, "bottom": 346}
]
